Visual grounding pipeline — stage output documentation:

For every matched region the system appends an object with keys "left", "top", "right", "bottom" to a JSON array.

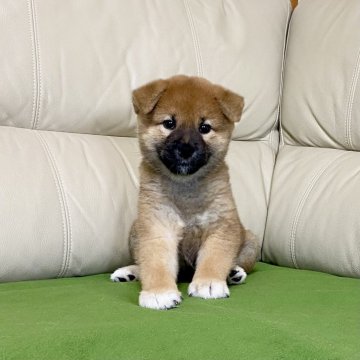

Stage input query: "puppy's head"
[{"left": 133, "top": 75, "right": 244, "bottom": 178}]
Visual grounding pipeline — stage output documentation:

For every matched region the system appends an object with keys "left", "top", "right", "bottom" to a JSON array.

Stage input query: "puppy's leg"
[
  {"left": 227, "top": 230, "right": 260, "bottom": 285},
  {"left": 188, "top": 224, "right": 239, "bottom": 299},
  {"left": 136, "top": 219, "right": 182, "bottom": 310},
  {"left": 110, "top": 265, "right": 139, "bottom": 282}
]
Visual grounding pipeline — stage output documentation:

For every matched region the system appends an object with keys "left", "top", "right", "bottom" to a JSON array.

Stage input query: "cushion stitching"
[
  {"left": 36, "top": 132, "right": 72, "bottom": 278},
  {"left": 345, "top": 46, "right": 360, "bottom": 150},
  {"left": 27, "top": 0, "right": 40, "bottom": 130},
  {"left": 270, "top": 0, "right": 291, "bottom": 150},
  {"left": 289, "top": 151, "right": 348, "bottom": 268},
  {"left": 31, "top": 0, "right": 42, "bottom": 130},
  {"left": 183, "top": 0, "right": 204, "bottom": 77}
]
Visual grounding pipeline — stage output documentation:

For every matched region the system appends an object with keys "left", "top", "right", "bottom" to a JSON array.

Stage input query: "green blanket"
[{"left": 1, "top": 263, "right": 359, "bottom": 360}]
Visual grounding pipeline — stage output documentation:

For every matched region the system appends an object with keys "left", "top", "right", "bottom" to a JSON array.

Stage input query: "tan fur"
[{"left": 130, "top": 75, "right": 259, "bottom": 306}]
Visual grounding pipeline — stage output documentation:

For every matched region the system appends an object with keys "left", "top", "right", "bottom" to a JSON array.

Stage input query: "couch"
[{"left": 0, "top": 0, "right": 359, "bottom": 359}]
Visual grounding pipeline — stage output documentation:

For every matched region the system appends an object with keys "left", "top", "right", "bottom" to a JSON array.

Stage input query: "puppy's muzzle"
[
  {"left": 175, "top": 142, "right": 196, "bottom": 160},
  {"left": 158, "top": 128, "right": 210, "bottom": 175}
]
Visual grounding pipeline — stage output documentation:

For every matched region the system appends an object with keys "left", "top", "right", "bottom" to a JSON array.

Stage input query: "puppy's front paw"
[
  {"left": 188, "top": 280, "right": 229, "bottom": 299},
  {"left": 227, "top": 266, "right": 247, "bottom": 285},
  {"left": 139, "top": 290, "right": 182, "bottom": 310}
]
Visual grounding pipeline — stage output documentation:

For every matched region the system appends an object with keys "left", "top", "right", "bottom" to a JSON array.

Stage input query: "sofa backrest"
[
  {"left": 0, "top": 0, "right": 290, "bottom": 282},
  {"left": 282, "top": 0, "right": 360, "bottom": 151},
  {"left": 263, "top": 0, "right": 360, "bottom": 278},
  {"left": 1, "top": 0, "right": 289, "bottom": 141}
]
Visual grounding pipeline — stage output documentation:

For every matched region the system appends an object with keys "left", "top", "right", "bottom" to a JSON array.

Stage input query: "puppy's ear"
[
  {"left": 132, "top": 79, "right": 168, "bottom": 115},
  {"left": 216, "top": 88, "right": 244, "bottom": 123}
]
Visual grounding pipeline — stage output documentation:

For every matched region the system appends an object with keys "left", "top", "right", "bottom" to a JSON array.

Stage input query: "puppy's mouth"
[
  {"left": 155, "top": 128, "right": 212, "bottom": 176},
  {"left": 159, "top": 152, "right": 208, "bottom": 175},
  {"left": 157, "top": 144, "right": 211, "bottom": 176}
]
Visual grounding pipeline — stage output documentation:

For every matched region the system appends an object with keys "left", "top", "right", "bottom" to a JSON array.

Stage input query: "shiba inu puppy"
[{"left": 111, "top": 75, "right": 259, "bottom": 310}]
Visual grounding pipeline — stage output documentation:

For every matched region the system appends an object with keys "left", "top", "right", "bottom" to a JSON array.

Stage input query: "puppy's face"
[{"left": 133, "top": 76, "right": 244, "bottom": 177}]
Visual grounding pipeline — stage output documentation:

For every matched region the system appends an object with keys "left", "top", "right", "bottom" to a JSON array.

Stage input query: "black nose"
[{"left": 177, "top": 143, "right": 195, "bottom": 159}]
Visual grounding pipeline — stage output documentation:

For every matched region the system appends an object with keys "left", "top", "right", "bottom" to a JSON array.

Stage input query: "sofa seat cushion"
[
  {"left": 1, "top": 263, "right": 359, "bottom": 360},
  {"left": 0, "top": 126, "right": 275, "bottom": 282},
  {"left": 0, "top": 127, "right": 139, "bottom": 282},
  {"left": 264, "top": 145, "right": 360, "bottom": 278}
]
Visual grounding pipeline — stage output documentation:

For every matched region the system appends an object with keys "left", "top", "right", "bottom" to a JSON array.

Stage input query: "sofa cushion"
[
  {"left": 0, "top": 127, "right": 138, "bottom": 281},
  {"left": 281, "top": 0, "right": 360, "bottom": 151},
  {"left": 1, "top": 263, "right": 359, "bottom": 360},
  {"left": 264, "top": 145, "right": 360, "bottom": 278},
  {"left": 0, "top": 126, "right": 275, "bottom": 282},
  {"left": 0, "top": 0, "right": 290, "bottom": 139},
  {"left": 264, "top": 0, "right": 360, "bottom": 277}
]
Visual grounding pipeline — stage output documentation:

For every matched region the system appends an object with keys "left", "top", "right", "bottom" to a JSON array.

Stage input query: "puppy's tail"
[{"left": 237, "top": 230, "right": 261, "bottom": 273}]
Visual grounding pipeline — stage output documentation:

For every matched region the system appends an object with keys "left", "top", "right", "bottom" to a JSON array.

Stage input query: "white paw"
[
  {"left": 188, "top": 280, "right": 230, "bottom": 299},
  {"left": 110, "top": 265, "right": 139, "bottom": 282},
  {"left": 139, "top": 290, "right": 182, "bottom": 310},
  {"left": 227, "top": 266, "right": 247, "bottom": 285}
]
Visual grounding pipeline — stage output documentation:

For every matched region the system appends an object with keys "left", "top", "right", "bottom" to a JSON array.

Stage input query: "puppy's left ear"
[
  {"left": 132, "top": 79, "right": 168, "bottom": 115},
  {"left": 216, "top": 88, "right": 244, "bottom": 123}
]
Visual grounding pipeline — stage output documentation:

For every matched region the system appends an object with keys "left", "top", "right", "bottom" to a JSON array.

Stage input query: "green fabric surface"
[{"left": 1, "top": 263, "right": 359, "bottom": 360}]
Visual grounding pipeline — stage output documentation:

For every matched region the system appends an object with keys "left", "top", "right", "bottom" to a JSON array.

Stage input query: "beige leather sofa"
[
  {"left": 0, "top": 0, "right": 359, "bottom": 283},
  {"left": 1, "top": 1, "right": 360, "bottom": 359}
]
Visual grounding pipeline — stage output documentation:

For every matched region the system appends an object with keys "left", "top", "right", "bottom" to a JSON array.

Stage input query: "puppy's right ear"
[{"left": 132, "top": 79, "right": 168, "bottom": 115}]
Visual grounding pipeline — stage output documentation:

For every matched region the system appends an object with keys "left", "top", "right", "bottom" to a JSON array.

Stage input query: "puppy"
[{"left": 111, "top": 75, "right": 259, "bottom": 310}]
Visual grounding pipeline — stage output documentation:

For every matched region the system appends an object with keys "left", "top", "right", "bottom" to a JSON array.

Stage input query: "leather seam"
[
  {"left": 36, "top": 132, "right": 72, "bottom": 278},
  {"left": 108, "top": 138, "right": 139, "bottom": 189},
  {"left": 183, "top": 0, "right": 204, "bottom": 77},
  {"left": 27, "top": 0, "right": 42, "bottom": 130},
  {"left": 345, "top": 45, "right": 360, "bottom": 150},
  {"left": 270, "top": 0, "right": 291, "bottom": 150},
  {"left": 289, "top": 151, "right": 348, "bottom": 268},
  {"left": 262, "top": 2, "right": 292, "bottom": 260}
]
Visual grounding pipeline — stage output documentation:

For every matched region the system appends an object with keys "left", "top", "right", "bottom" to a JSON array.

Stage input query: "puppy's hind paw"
[
  {"left": 110, "top": 265, "right": 139, "bottom": 282},
  {"left": 227, "top": 266, "right": 247, "bottom": 285}
]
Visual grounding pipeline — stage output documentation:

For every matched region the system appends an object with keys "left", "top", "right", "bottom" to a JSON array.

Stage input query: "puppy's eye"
[
  {"left": 199, "top": 123, "right": 212, "bottom": 134},
  {"left": 163, "top": 117, "right": 176, "bottom": 130}
]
